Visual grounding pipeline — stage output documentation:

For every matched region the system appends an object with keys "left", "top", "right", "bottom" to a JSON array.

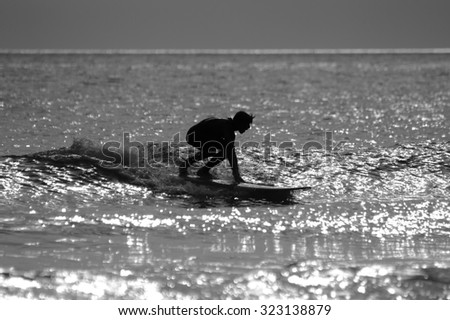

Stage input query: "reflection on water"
[
  {"left": 2, "top": 140, "right": 450, "bottom": 299},
  {"left": 1, "top": 53, "right": 450, "bottom": 299},
  {"left": 2, "top": 227, "right": 450, "bottom": 299}
]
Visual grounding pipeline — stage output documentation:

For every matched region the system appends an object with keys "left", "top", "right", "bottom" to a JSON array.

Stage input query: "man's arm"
[{"left": 225, "top": 141, "right": 244, "bottom": 183}]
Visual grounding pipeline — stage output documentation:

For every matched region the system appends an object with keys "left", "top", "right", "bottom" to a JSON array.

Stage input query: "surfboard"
[{"left": 182, "top": 175, "right": 311, "bottom": 195}]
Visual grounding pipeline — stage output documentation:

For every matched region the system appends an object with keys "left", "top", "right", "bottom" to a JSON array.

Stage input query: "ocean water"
[{"left": 1, "top": 52, "right": 450, "bottom": 299}]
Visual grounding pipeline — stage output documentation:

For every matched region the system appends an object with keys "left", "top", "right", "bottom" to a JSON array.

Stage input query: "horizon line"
[{"left": 1, "top": 48, "right": 450, "bottom": 55}]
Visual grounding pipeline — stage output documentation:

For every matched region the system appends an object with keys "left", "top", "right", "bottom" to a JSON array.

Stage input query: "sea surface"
[{"left": 1, "top": 52, "right": 450, "bottom": 299}]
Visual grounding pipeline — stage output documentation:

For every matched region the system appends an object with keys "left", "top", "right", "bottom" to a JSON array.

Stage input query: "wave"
[{"left": 1, "top": 138, "right": 450, "bottom": 206}]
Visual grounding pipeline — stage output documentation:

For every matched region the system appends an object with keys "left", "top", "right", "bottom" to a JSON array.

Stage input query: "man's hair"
[{"left": 233, "top": 111, "right": 255, "bottom": 124}]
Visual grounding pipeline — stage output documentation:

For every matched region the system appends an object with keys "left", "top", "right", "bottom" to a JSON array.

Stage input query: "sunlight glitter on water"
[{"left": 2, "top": 53, "right": 450, "bottom": 299}]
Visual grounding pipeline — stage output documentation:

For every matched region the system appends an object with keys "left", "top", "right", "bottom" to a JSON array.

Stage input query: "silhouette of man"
[{"left": 179, "top": 111, "right": 254, "bottom": 183}]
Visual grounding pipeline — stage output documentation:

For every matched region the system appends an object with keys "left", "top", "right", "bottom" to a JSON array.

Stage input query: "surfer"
[{"left": 179, "top": 111, "right": 254, "bottom": 183}]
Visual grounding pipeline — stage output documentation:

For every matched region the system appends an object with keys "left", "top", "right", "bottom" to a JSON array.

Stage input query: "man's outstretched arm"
[{"left": 226, "top": 142, "right": 244, "bottom": 183}]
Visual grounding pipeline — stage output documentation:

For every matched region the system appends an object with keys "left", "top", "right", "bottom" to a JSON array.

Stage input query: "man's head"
[{"left": 233, "top": 111, "right": 254, "bottom": 134}]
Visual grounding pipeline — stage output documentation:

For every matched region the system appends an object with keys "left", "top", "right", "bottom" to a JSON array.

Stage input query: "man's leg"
[
  {"left": 197, "top": 152, "right": 224, "bottom": 177},
  {"left": 180, "top": 141, "right": 224, "bottom": 177},
  {"left": 179, "top": 150, "right": 205, "bottom": 176}
]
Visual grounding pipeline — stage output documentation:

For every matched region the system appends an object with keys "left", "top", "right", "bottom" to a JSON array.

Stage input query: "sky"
[{"left": 1, "top": 0, "right": 450, "bottom": 50}]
